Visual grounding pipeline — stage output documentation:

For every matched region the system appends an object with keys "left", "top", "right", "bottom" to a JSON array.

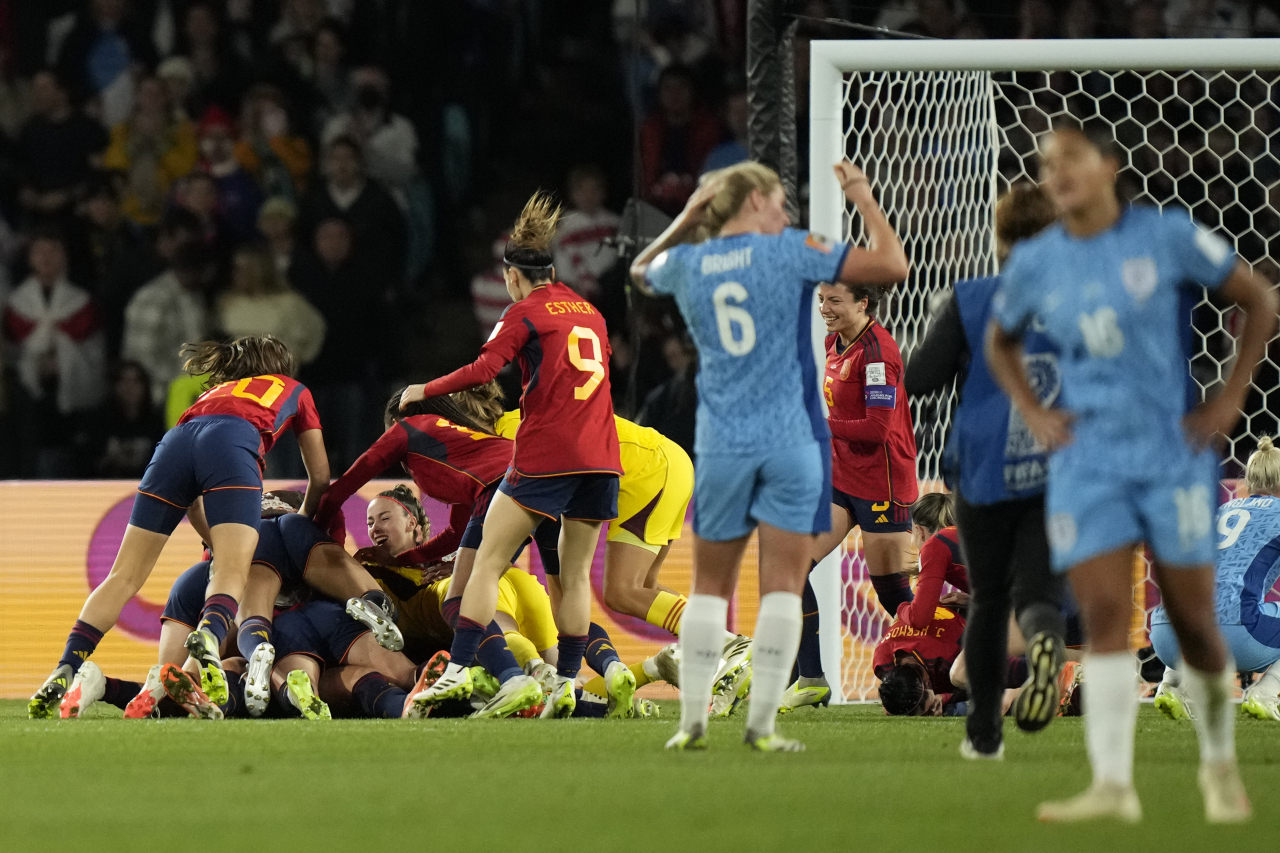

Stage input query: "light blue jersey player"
[
  {"left": 985, "top": 122, "right": 1275, "bottom": 823},
  {"left": 993, "top": 204, "right": 1235, "bottom": 571},
  {"left": 1152, "top": 438, "right": 1280, "bottom": 722},
  {"left": 631, "top": 160, "right": 908, "bottom": 752}
]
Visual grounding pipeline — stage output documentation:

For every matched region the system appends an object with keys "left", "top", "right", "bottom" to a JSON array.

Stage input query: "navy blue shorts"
[
  {"left": 459, "top": 480, "right": 502, "bottom": 551},
  {"left": 131, "top": 415, "right": 263, "bottom": 534},
  {"left": 833, "top": 487, "right": 913, "bottom": 535},
  {"left": 161, "top": 560, "right": 211, "bottom": 629},
  {"left": 253, "top": 513, "right": 334, "bottom": 584},
  {"left": 272, "top": 601, "right": 369, "bottom": 670},
  {"left": 498, "top": 469, "right": 619, "bottom": 523}
]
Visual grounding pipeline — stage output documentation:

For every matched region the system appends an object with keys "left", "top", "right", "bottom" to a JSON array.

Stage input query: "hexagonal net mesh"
[{"left": 832, "top": 68, "right": 1280, "bottom": 702}]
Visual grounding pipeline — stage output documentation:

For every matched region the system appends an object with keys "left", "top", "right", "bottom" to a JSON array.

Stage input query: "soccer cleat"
[
  {"left": 124, "top": 665, "right": 166, "bottom": 719},
  {"left": 402, "top": 651, "right": 450, "bottom": 718},
  {"left": 526, "top": 659, "right": 558, "bottom": 694},
  {"left": 1241, "top": 688, "right": 1280, "bottom": 721},
  {"left": 605, "top": 662, "right": 638, "bottom": 719},
  {"left": 1014, "top": 631, "right": 1065, "bottom": 733},
  {"left": 159, "top": 663, "right": 223, "bottom": 720},
  {"left": 1036, "top": 782, "right": 1142, "bottom": 823},
  {"left": 1154, "top": 681, "right": 1194, "bottom": 721},
  {"left": 745, "top": 729, "right": 805, "bottom": 752},
  {"left": 778, "top": 677, "right": 831, "bottom": 714},
  {"left": 244, "top": 643, "right": 275, "bottom": 718},
  {"left": 633, "top": 697, "right": 659, "bottom": 718},
  {"left": 28, "top": 664, "right": 73, "bottom": 720},
  {"left": 407, "top": 662, "right": 472, "bottom": 718},
  {"left": 710, "top": 660, "right": 752, "bottom": 719},
  {"left": 959, "top": 738, "right": 1004, "bottom": 760},
  {"left": 345, "top": 597, "right": 404, "bottom": 652},
  {"left": 61, "top": 661, "right": 106, "bottom": 719},
  {"left": 1199, "top": 760, "right": 1251, "bottom": 823},
  {"left": 285, "top": 670, "right": 331, "bottom": 721},
  {"left": 184, "top": 629, "right": 228, "bottom": 706},
  {"left": 665, "top": 725, "right": 707, "bottom": 750},
  {"left": 652, "top": 642, "right": 681, "bottom": 687},
  {"left": 1056, "top": 661, "right": 1083, "bottom": 716},
  {"left": 540, "top": 676, "right": 576, "bottom": 719},
  {"left": 469, "top": 667, "right": 502, "bottom": 705},
  {"left": 472, "top": 674, "right": 544, "bottom": 719}
]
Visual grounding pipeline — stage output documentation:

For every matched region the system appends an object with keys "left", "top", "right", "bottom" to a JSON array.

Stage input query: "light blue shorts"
[
  {"left": 1151, "top": 616, "right": 1280, "bottom": 674},
  {"left": 693, "top": 441, "right": 831, "bottom": 542},
  {"left": 1045, "top": 446, "right": 1219, "bottom": 573}
]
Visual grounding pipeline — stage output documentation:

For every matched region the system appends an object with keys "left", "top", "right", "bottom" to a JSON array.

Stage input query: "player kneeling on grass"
[{"left": 1153, "top": 436, "right": 1280, "bottom": 723}]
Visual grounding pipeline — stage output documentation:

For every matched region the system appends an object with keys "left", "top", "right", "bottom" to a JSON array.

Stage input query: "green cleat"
[
  {"left": 1241, "top": 690, "right": 1280, "bottom": 721},
  {"left": 1154, "top": 682, "right": 1193, "bottom": 721},
  {"left": 605, "top": 663, "right": 638, "bottom": 719},
  {"left": 632, "top": 697, "right": 659, "bottom": 718},
  {"left": 777, "top": 677, "right": 831, "bottom": 714},
  {"left": 1013, "top": 631, "right": 1065, "bottom": 733},
  {"left": 469, "top": 667, "right": 502, "bottom": 704},
  {"left": 408, "top": 662, "right": 473, "bottom": 718},
  {"left": 665, "top": 725, "right": 707, "bottom": 750},
  {"left": 472, "top": 674, "right": 544, "bottom": 719},
  {"left": 184, "top": 629, "right": 228, "bottom": 706},
  {"left": 29, "top": 664, "right": 74, "bottom": 719},
  {"left": 285, "top": 670, "right": 331, "bottom": 721},
  {"left": 539, "top": 676, "right": 576, "bottom": 719},
  {"left": 745, "top": 730, "right": 805, "bottom": 752}
]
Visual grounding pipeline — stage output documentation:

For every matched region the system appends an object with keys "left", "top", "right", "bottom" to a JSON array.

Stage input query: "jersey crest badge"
[
  {"left": 805, "top": 233, "right": 834, "bottom": 254},
  {"left": 1121, "top": 257, "right": 1157, "bottom": 304},
  {"left": 840, "top": 359, "right": 852, "bottom": 380}
]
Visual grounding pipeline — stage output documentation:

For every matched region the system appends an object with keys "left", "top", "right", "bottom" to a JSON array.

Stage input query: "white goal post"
[{"left": 808, "top": 38, "right": 1280, "bottom": 703}]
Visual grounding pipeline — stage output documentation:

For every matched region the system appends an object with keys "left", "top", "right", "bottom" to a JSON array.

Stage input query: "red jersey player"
[
  {"left": 873, "top": 605, "right": 965, "bottom": 716},
  {"left": 400, "top": 191, "right": 623, "bottom": 720},
  {"left": 897, "top": 493, "right": 969, "bottom": 630},
  {"left": 31, "top": 335, "right": 330, "bottom": 719}
]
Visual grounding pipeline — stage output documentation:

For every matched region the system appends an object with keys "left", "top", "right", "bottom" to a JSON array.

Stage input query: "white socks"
[
  {"left": 1183, "top": 661, "right": 1236, "bottom": 764},
  {"left": 1083, "top": 652, "right": 1139, "bottom": 787},
  {"left": 745, "top": 592, "right": 803, "bottom": 738},
  {"left": 678, "top": 594, "right": 729, "bottom": 734}
]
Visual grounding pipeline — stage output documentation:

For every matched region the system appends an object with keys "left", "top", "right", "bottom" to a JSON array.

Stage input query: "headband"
[{"left": 379, "top": 494, "right": 424, "bottom": 526}]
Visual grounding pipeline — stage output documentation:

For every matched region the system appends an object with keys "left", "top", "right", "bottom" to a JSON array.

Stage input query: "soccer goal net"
[{"left": 807, "top": 39, "right": 1280, "bottom": 702}]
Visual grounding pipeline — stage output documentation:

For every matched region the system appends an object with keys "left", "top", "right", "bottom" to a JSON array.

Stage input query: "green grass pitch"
[{"left": 1, "top": 699, "right": 1276, "bottom": 850}]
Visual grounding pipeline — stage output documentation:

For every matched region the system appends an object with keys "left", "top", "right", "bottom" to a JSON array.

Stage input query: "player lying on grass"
[
  {"left": 31, "top": 335, "right": 330, "bottom": 719},
  {"left": 1153, "top": 435, "right": 1280, "bottom": 723},
  {"left": 363, "top": 488, "right": 656, "bottom": 719}
]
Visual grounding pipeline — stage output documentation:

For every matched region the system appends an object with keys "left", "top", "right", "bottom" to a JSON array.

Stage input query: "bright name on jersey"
[{"left": 700, "top": 246, "right": 753, "bottom": 275}]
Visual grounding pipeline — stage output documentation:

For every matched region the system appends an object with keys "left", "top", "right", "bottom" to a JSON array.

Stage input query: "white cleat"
[
  {"left": 244, "top": 642, "right": 275, "bottom": 718},
  {"left": 345, "top": 597, "right": 404, "bottom": 652},
  {"left": 471, "top": 674, "right": 544, "bottom": 719},
  {"left": 745, "top": 729, "right": 805, "bottom": 752},
  {"left": 540, "top": 676, "right": 576, "bottom": 719},
  {"left": 60, "top": 661, "right": 107, "bottom": 719},
  {"left": 525, "top": 659, "right": 558, "bottom": 695},
  {"left": 959, "top": 738, "right": 1004, "bottom": 760},
  {"left": 652, "top": 642, "right": 681, "bottom": 687},
  {"left": 1154, "top": 681, "right": 1194, "bottom": 721},
  {"left": 665, "top": 724, "right": 707, "bottom": 750},
  {"left": 1037, "top": 781, "right": 1142, "bottom": 824},
  {"left": 710, "top": 639, "right": 752, "bottom": 719},
  {"left": 1199, "top": 760, "right": 1251, "bottom": 823},
  {"left": 407, "top": 662, "right": 473, "bottom": 718},
  {"left": 1241, "top": 687, "right": 1280, "bottom": 721}
]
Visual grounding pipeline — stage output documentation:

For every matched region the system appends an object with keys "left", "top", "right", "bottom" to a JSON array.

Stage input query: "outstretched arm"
[{"left": 833, "top": 161, "right": 909, "bottom": 287}]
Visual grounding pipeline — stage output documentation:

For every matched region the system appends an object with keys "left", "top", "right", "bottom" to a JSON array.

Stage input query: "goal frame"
[{"left": 807, "top": 38, "right": 1280, "bottom": 703}]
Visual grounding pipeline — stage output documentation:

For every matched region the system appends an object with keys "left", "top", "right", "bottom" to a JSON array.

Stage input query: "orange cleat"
[
  {"left": 1057, "top": 661, "right": 1083, "bottom": 717},
  {"left": 402, "top": 650, "right": 450, "bottom": 718},
  {"left": 123, "top": 665, "right": 166, "bottom": 719},
  {"left": 159, "top": 664, "right": 223, "bottom": 720}
]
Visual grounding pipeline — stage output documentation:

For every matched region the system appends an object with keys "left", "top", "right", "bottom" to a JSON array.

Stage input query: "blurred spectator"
[
  {"left": 1168, "top": 0, "right": 1251, "bottom": 37},
  {"left": 637, "top": 334, "right": 697, "bottom": 457},
  {"left": 258, "top": 196, "right": 298, "bottom": 277},
  {"left": 470, "top": 233, "right": 509, "bottom": 342},
  {"left": 74, "top": 172, "right": 150, "bottom": 356},
  {"left": 907, "top": 0, "right": 958, "bottom": 39},
  {"left": 1129, "top": 0, "right": 1168, "bottom": 38},
  {"left": 195, "top": 106, "right": 262, "bottom": 242},
  {"left": 1061, "top": 0, "right": 1105, "bottom": 39},
  {"left": 180, "top": 0, "right": 250, "bottom": 118},
  {"left": 17, "top": 70, "right": 109, "bottom": 220},
  {"left": 299, "top": 135, "right": 405, "bottom": 287},
  {"left": 217, "top": 244, "right": 325, "bottom": 367},
  {"left": 640, "top": 66, "right": 722, "bottom": 216},
  {"left": 74, "top": 359, "right": 164, "bottom": 478},
  {"left": 320, "top": 67, "right": 419, "bottom": 206},
  {"left": 175, "top": 170, "right": 237, "bottom": 267},
  {"left": 271, "top": 0, "right": 327, "bottom": 59},
  {"left": 1017, "top": 0, "right": 1059, "bottom": 38},
  {"left": 102, "top": 74, "right": 198, "bottom": 226},
  {"left": 701, "top": 89, "right": 748, "bottom": 173},
  {"left": 292, "top": 217, "right": 380, "bottom": 471},
  {"left": 308, "top": 20, "right": 352, "bottom": 136},
  {"left": 122, "top": 240, "right": 214, "bottom": 404},
  {"left": 55, "top": 0, "right": 157, "bottom": 128},
  {"left": 954, "top": 15, "right": 989, "bottom": 39},
  {"left": 1, "top": 229, "right": 106, "bottom": 476},
  {"left": 236, "top": 84, "right": 311, "bottom": 203},
  {"left": 552, "top": 164, "right": 619, "bottom": 303},
  {"left": 156, "top": 56, "right": 194, "bottom": 120}
]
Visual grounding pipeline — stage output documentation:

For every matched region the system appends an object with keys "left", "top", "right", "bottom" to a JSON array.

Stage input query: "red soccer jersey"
[
  {"left": 315, "top": 415, "right": 513, "bottom": 561},
  {"left": 872, "top": 607, "right": 965, "bottom": 696},
  {"left": 419, "top": 281, "right": 622, "bottom": 477},
  {"left": 896, "top": 526, "right": 969, "bottom": 629},
  {"left": 179, "top": 374, "right": 321, "bottom": 460},
  {"left": 824, "top": 321, "right": 918, "bottom": 505}
]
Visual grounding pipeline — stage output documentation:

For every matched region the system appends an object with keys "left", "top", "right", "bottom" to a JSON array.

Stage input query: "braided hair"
[{"left": 376, "top": 485, "right": 428, "bottom": 543}]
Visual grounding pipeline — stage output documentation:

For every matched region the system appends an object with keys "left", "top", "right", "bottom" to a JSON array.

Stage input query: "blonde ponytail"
[
  {"left": 503, "top": 191, "right": 562, "bottom": 280},
  {"left": 1246, "top": 436, "right": 1280, "bottom": 496},
  {"left": 699, "top": 161, "right": 782, "bottom": 239}
]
